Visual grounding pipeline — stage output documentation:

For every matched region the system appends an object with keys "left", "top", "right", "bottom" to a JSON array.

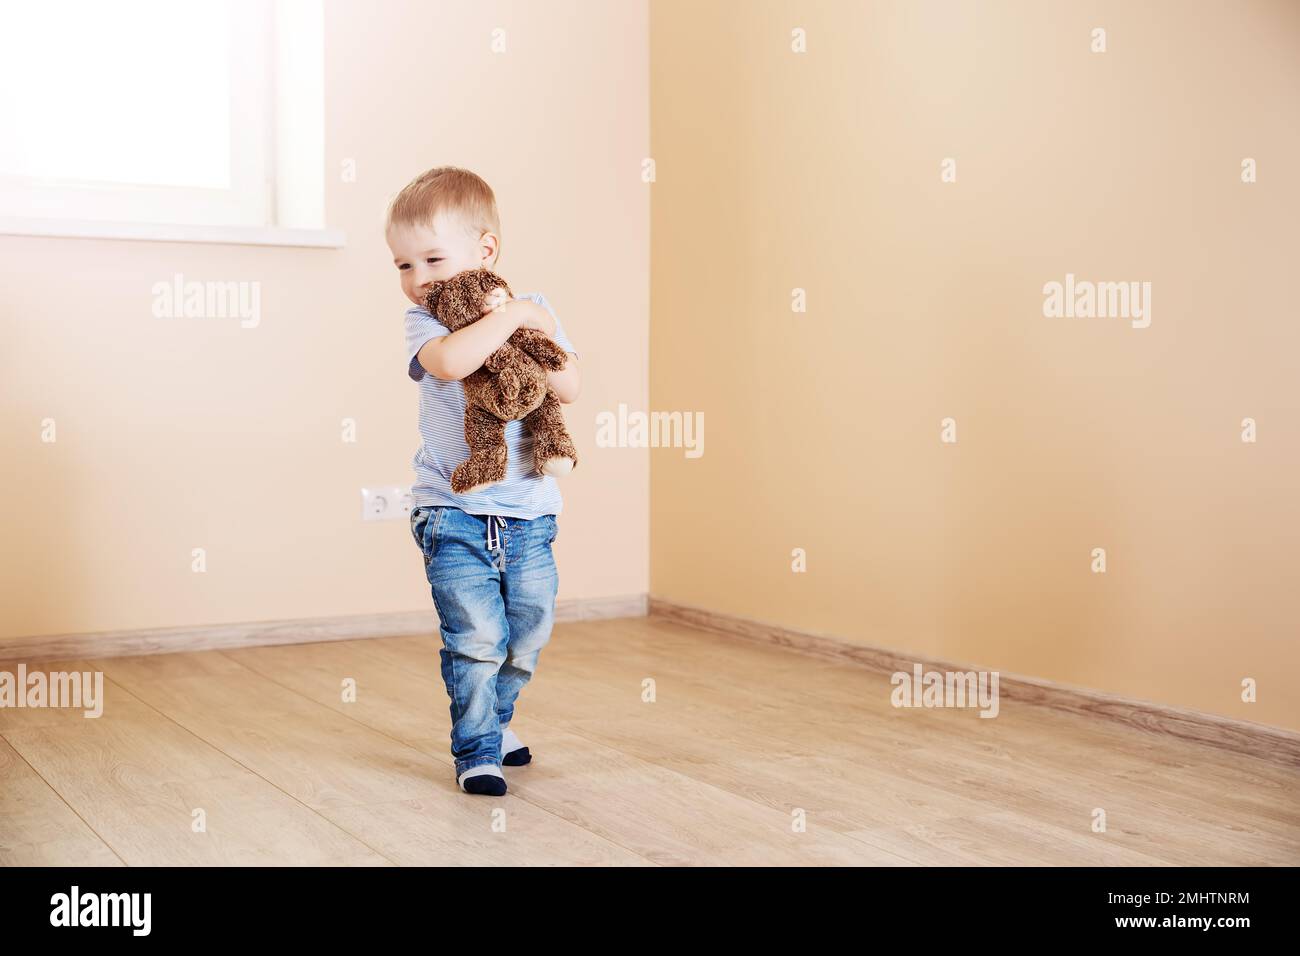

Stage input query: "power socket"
[{"left": 361, "top": 485, "right": 415, "bottom": 521}]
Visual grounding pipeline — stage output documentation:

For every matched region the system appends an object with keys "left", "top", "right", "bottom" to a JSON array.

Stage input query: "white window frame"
[{"left": 0, "top": 0, "right": 341, "bottom": 249}]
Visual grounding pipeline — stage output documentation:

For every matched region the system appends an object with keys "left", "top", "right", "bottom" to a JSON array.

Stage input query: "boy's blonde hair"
[{"left": 386, "top": 166, "right": 501, "bottom": 266}]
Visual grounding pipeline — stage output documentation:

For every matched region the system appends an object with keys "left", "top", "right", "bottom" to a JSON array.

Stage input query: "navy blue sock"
[
  {"left": 461, "top": 773, "right": 507, "bottom": 796},
  {"left": 502, "top": 746, "right": 531, "bottom": 766}
]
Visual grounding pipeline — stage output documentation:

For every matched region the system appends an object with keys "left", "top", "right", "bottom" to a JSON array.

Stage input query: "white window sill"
[{"left": 0, "top": 217, "right": 346, "bottom": 249}]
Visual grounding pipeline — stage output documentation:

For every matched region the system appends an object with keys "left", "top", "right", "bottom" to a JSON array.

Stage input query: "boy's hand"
[
  {"left": 506, "top": 300, "right": 557, "bottom": 338},
  {"left": 481, "top": 287, "right": 511, "bottom": 315}
]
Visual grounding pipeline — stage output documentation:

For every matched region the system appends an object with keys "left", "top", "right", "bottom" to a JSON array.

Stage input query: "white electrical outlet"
[{"left": 361, "top": 485, "right": 414, "bottom": 521}]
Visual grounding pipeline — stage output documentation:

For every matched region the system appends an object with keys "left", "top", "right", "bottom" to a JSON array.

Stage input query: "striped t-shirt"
[{"left": 404, "top": 292, "right": 577, "bottom": 519}]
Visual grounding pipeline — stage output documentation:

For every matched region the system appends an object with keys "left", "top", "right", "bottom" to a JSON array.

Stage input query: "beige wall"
[
  {"left": 0, "top": 1, "right": 649, "bottom": 637},
  {"left": 649, "top": 0, "right": 1300, "bottom": 731}
]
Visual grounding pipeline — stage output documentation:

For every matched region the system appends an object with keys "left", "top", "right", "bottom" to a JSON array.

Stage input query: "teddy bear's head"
[{"left": 424, "top": 268, "right": 513, "bottom": 332}]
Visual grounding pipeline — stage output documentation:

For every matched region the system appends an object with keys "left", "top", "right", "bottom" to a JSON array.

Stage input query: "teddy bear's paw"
[
  {"left": 539, "top": 456, "right": 575, "bottom": 478},
  {"left": 456, "top": 479, "right": 501, "bottom": 494},
  {"left": 452, "top": 459, "right": 505, "bottom": 495}
]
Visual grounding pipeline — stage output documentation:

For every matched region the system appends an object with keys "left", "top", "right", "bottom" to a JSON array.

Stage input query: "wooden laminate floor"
[{"left": 2, "top": 615, "right": 1297, "bottom": 866}]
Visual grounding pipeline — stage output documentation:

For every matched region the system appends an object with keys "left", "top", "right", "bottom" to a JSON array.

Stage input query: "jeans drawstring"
[{"left": 485, "top": 514, "right": 506, "bottom": 552}]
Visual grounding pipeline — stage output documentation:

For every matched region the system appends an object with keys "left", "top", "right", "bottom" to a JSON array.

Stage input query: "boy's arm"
[
  {"left": 418, "top": 299, "right": 554, "bottom": 381},
  {"left": 510, "top": 329, "right": 580, "bottom": 403},
  {"left": 521, "top": 293, "right": 580, "bottom": 403},
  {"left": 547, "top": 353, "right": 581, "bottom": 404}
]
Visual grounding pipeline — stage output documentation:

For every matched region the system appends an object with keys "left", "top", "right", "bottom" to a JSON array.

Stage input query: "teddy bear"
[{"left": 423, "top": 268, "right": 578, "bottom": 494}]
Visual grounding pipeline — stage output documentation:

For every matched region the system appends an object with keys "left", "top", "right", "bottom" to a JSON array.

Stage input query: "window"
[{"left": 0, "top": 0, "right": 340, "bottom": 247}]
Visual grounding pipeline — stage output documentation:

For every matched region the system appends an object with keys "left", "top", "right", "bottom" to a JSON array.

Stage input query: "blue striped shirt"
[{"left": 404, "top": 293, "right": 577, "bottom": 519}]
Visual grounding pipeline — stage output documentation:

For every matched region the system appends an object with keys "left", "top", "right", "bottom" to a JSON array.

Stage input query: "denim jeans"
[{"left": 409, "top": 505, "right": 559, "bottom": 778}]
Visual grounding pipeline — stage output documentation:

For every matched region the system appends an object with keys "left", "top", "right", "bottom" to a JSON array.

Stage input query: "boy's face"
[{"left": 387, "top": 212, "right": 497, "bottom": 309}]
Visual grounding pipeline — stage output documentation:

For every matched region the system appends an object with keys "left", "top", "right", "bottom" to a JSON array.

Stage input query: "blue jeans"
[{"left": 409, "top": 505, "right": 559, "bottom": 778}]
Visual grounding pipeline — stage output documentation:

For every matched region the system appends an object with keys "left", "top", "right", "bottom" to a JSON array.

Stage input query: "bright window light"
[
  {"left": 0, "top": 0, "right": 233, "bottom": 189},
  {"left": 0, "top": 0, "right": 333, "bottom": 246}
]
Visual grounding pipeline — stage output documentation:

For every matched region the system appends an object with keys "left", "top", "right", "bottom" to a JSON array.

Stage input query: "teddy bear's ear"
[
  {"left": 423, "top": 280, "right": 446, "bottom": 313},
  {"left": 476, "top": 267, "right": 510, "bottom": 298}
]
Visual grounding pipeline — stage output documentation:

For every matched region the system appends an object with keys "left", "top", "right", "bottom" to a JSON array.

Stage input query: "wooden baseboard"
[
  {"left": 649, "top": 596, "right": 1300, "bottom": 768},
  {"left": 0, "top": 593, "right": 649, "bottom": 667}
]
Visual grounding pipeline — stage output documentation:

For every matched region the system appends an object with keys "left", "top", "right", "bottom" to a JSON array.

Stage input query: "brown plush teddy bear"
[{"left": 423, "top": 268, "right": 578, "bottom": 494}]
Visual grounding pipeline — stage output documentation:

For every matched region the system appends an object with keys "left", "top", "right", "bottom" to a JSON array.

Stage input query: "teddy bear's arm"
[
  {"left": 484, "top": 341, "right": 521, "bottom": 373},
  {"left": 510, "top": 328, "right": 568, "bottom": 372}
]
